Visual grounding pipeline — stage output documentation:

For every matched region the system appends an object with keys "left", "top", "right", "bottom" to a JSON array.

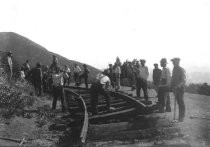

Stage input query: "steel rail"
[{"left": 64, "top": 88, "right": 89, "bottom": 144}]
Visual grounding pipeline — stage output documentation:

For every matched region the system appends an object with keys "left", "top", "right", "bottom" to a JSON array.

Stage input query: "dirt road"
[{"left": 86, "top": 88, "right": 210, "bottom": 147}]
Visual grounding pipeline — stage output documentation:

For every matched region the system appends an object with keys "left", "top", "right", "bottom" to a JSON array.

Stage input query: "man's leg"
[
  {"left": 142, "top": 79, "right": 148, "bottom": 101},
  {"left": 165, "top": 93, "right": 171, "bottom": 112},
  {"left": 52, "top": 86, "right": 58, "bottom": 110},
  {"left": 85, "top": 76, "right": 88, "bottom": 89},
  {"left": 90, "top": 84, "right": 99, "bottom": 115},
  {"left": 136, "top": 78, "right": 140, "bottom": 97},
  {"left": 38, "top": 82, "right": 42, "bottom": 96},
  {"left": 101, "top": 89, "right": 110, "bottom": 111},
  {"left": 158, "top": 87, "right": 164, "bottom": 113},
  {"left": 68, "top": 73, "right": 71, "bottom": 85},
  {"left": 176, "top": 89, "right": 185, "bottom": 121},
  {"left": 60, "top": 86, "right": 67, "bottom": 112}
]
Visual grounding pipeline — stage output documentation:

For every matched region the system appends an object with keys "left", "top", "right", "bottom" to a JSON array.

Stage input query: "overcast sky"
[{"left": 0, "top": 0, "right": 210, "bottom": 71}]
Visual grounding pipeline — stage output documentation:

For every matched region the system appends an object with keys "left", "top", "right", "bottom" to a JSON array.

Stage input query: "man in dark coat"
[
  {"left": 153, "top": 63, "right": 162, "bottom": 95},
  {"left": 171, "top": 58, "right": 186, "bottom": 122},
  {"left": 79, "top": 64, "right": 90, "bottom": 89},
  {"left": 27, "top": 62, "right": 43, "bottom": 96}
]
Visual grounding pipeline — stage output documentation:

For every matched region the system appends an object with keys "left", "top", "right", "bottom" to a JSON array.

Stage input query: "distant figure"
[
  {"left": 49, "top": 55, "right": 59, "bottom": 73},
  {"left": 79, "top": 64, "right": 90, "bottom": 89},
  {"left": 107, "top": 64, "right": 115, "bottom": 89},
  {"left": 73, "top": 63, "right": 81, "bottom": 86},
  {"left": 27, "top": 62, "right": 43, "bottom": 96},
  {"left": 153, "top": 63, "right": 162, "bottom": 95},
  {"left": 43, "top": 66, "right": 50, "bottom": 92},
  {"left": 20, "top": 66, "right": 25, "bottom": 82},
  {"left": 6, "top": 51, "right": 13, "bottom": 82},
  {"left": 90, "top": 73, "right": 111, "bottom": 115},
  {"left": 23, "top": 60, "right": 30, "bottom": 76},
  {"left": 51, "top": 67, "right": 67, "bottom": 112},
  {"left": 114, "top": 63, "right": 121, "bottom": 91},
  {"left": 171, "top": 58, "right": 186, "bottom": 122},
  {"left": 64, "top": 65, "right": 71, "bottom": 85},
  {"left": 136, "top": 59, "right": 149, "bottom": 101},
  {"left": 158, "top": 58, "right": 171, "bottom": 113}
]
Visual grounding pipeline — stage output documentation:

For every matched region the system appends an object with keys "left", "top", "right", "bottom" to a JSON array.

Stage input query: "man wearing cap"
[
  {"left": 90, "top": 73, "right": 111, "bottom": 115},
  {"left": 153, "top": 63, "right": 162, "bottom": 95},
  {"left": 158, "top": 58, "right": 171, "bottom": 113},
  {"left": 171, "top": 58, "right": 186, "bottom": 122},
  {"left": 136, "top": 59, "right": 149, "bottom": 101}
]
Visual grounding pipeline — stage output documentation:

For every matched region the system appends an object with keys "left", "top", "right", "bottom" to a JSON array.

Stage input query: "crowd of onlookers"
[
  {"left": 102, "top": 57, "right": 186, "bottom": 122},
  {"left": 3, "top": 52, "right": 186, "bottom": 121}
]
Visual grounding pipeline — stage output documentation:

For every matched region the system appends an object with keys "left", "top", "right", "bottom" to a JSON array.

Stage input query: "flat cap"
[
  {"left": 171, "top": 58, "right": 180, "bottom": 62},
  {"left": 160, "top": 58, "right": 167, "bottom": 63},
  {"left": 140, "top": 59, "right": 146, "bottom": 63}
]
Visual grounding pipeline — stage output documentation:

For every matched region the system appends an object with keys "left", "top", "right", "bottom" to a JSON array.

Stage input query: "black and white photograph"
[{"left": 0, "top": 0, "right": 209, "bottom": 146}]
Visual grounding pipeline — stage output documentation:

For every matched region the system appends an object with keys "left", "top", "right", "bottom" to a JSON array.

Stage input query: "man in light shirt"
[
  {"left": 158, "top": 58, "right": 171, "bottom": 113},
  {"left": 114, "top": 63, "right": 121, "bottom": 91},
  {"left": 51, "top": 67, "right": 67, "bottom": 112},
  {"left": 90, "top": 73, "right": 111, "bottom": 115},
  {"left": 136, "top": 59, "right": 149, "bottom": 102},
  {"left": 7, "top": 51, "right": 13, "bottom": 82}
]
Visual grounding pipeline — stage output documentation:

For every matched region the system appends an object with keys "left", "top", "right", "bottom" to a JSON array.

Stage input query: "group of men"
[
  {"left": 153, "top": 58, "right": 186, "bottom": 122},
  {"left": 102, "top": 57, "right": 186, "bottom": 122},
  {"left": 4, "top": 51, "right": 186, "bottom": 121},
  {"left": 4, "top": 52, "right": 90, "bottom": 112}
]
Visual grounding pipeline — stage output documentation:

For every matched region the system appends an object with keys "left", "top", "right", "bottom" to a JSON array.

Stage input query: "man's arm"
[{"left": 178, "top": 68, "right": 186, "bottom": 88}]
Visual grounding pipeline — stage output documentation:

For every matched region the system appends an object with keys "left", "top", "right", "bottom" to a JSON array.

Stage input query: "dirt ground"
[
  {"left": 85, "top": 88, "right": 210, "bottom": 147},
  {"left": 0, "top": 86, "right": 209, "bottom": 147}
]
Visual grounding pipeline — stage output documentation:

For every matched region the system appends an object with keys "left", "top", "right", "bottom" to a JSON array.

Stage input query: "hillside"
[{"left": 0, "top": 32, "right": 100, "bottom": 81}]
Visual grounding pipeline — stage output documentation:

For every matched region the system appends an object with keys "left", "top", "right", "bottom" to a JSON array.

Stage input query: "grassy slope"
[{"left": 0, "top": 32, "right": 100, "bottom": 81}]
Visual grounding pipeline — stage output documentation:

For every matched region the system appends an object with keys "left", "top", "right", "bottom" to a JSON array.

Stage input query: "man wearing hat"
[
  {"left": 153, "top": 63, "right": 162, "bottom": 95},
  {"left": 136, "top": 59, "right": 149, "bottom": 101},
  {"left": 6, "top": 51, "right": 13, "bottom": 82},
  {"left": 158, "top": 58, "right": 171, "bottom": 113},
  {"left": 171, "top": 58, "right": 186, "bottom": 122}
]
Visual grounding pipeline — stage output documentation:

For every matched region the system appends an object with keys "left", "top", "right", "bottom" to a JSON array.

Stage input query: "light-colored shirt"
[
  {"left": 138, "top": 66, "right": 149, "bottom": 80},
  {"left": 7, "top": 56, "right": 13, "bottom": 68},
  {"left": 161, "top": 67, "right": 171, "bottom": 86},
  {"left": 114, "top": 66, "right": 121, "bottom": 74},
  {"left": 96, "top": 73, "right": 110, "bottom": 89},
  {"left": 73, "top": 66, "right": 81, "bottom": 73},
  {"left": 52, "top": 73, "right": 64, "bottom": 86},
  {"left": 20, "top": 71, "right": 25, "bottom": 79},
  {"left": 65, "top": 67, "right": 71, "bottom": 73}
]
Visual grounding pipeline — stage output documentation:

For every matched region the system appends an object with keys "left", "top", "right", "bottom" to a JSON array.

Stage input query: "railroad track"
[{"left": 63, "top": 86, "right": 156, "bottom": 145}]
